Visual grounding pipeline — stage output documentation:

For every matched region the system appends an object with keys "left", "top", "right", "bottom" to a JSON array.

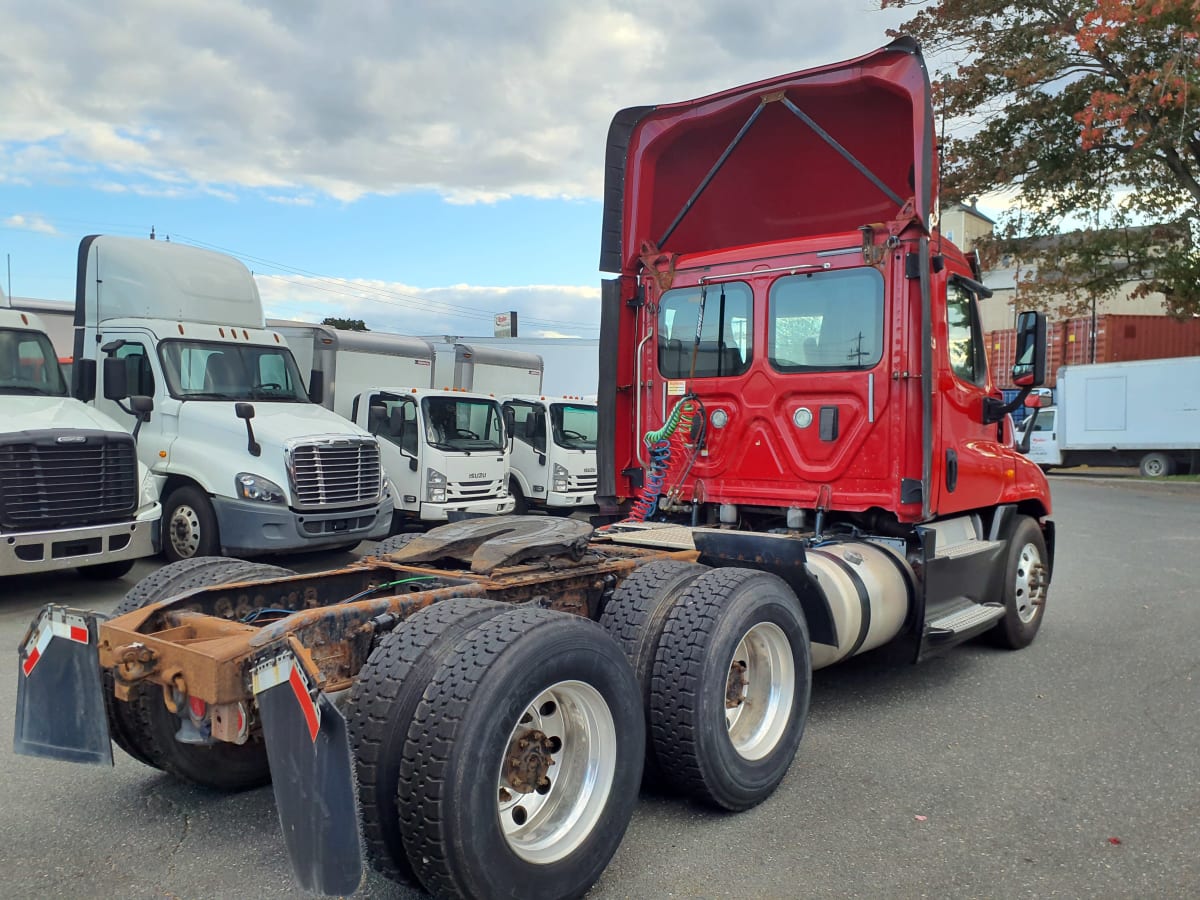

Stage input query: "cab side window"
[
  {"left": 116, "top": 342, "right": 156, "bottom": 396},
  {"left": 504, "top": 401, "right": 544, "bottom": 452},
  {"left": 946, "top": 282, "right": 987, "bottom": 386}
]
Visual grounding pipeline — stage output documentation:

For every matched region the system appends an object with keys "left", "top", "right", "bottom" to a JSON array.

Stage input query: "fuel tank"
[{"left": 805, "top": 540, "right": 911, "bottom": 670}]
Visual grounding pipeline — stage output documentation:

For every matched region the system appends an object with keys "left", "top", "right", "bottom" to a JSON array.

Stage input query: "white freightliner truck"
[
  {"left": 1020, "top": 355, "right": 1200, "bottom": 475},
  {"left": 0, "top": 303, "right": 160, "bottom": 578},
  {"left": 72, "top": 236, "right": 393, "bottom": 561},
  {"left": 269, "top": 322, "right": 515, "bottom": 524}
]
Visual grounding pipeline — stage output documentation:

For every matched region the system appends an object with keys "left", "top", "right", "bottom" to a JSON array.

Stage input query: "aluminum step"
[
  {"left": 927, "top": 602, "right": 1005, "bottom": 635},
  {"left": 598, "top": 522, "right": 698, "bottom": 550}
]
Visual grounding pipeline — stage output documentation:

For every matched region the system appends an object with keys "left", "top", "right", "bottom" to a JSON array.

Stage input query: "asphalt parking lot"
[{"left": 1, "top": 474, "right": 1197, "bottom": 899}]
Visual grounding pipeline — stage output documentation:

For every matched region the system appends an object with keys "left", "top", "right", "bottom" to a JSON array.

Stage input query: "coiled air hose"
[{"left": 626, "top": 395, "right": 697, "bottom": 522}]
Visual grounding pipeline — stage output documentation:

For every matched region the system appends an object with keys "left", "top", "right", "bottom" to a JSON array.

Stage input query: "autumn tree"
[
  {"left": 883, "top": 0, "right": 1200, "bottom": 316},
  {"left": 322, "top": 317, "right": 369, "bottom": 331}
]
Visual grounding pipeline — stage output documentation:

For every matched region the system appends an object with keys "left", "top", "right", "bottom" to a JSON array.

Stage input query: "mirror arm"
[
  {"left": 983, "top": 384, "right": 1032, "bottom": 425},
  {"left": 1016, "top": 405, "right": 1040, "bottom": 454}
]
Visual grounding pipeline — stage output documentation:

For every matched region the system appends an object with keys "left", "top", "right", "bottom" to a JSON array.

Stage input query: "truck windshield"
[
  {"left": 158, "top": 340, "right": 310, "bottom": 402},
  {"left": 658, "top": 282, "right": 753, "bottom": 378},
  {"left": 551, "top": 403, "right": 597, "bottom": 450},
  {"left": 768, "top": 268, "right": 885, "bottom": 372},
  {"left": 422, "top": 396, "right": 505, "bottom": 451},
  {"left": 0, "top": 328, "right": 69, "bottom": 397}
]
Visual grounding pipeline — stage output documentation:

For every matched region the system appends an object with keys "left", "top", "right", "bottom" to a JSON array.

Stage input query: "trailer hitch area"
[
  {"left": 251, "top": 647, "right": 361, "bottom": 896},
  {"left": 13, "top": 605, "right": 113, "bottom": 766},
  {"left": 112, "top": 642, "right": 158, "bottom": 684}
]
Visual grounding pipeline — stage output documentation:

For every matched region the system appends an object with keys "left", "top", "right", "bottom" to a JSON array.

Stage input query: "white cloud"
[
  {"left": 3, "top": 214, "right": 59, "bottom": 235},
  {"left": 256, "top": 273, "right": 601, "bottom": 339},
  {"left": 0, "top": 1, "right": 908, "bottom": 203}
]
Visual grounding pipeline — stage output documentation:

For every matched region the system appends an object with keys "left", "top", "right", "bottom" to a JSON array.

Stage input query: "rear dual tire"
[
  {"left": 649, "top": 568, "right": 812, "bottom": 811},
  {"left": 393, "top": 607, "right": 644, "bottom": 900}
]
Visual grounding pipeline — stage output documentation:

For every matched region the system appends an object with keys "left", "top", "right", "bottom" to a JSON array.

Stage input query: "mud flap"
[
  {"left": 252, "top": 650, "right": 362, "bottom": 896},
  {"left": 14, "top": 606, "right": 113, "bottom": 766}
]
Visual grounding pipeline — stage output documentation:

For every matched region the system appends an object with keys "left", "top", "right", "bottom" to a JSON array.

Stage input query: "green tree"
[
  {"left": 883, "top": 0, "right": 1200, "bottom": 316},
  {"left": 322, "top": 317, "right": 369, "bottom": 331}
]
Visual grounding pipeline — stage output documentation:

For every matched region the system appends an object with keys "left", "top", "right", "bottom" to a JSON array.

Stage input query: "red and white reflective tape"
[
  {"left": 251, "top": 650, "right": 321, "bottom": 743},
  {"left": 20, "top": 608, "right": 90, "bottom": 678}
]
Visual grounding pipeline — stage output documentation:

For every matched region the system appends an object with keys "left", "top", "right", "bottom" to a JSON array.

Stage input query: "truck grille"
[
  {"left": 0, "top": 430, "right": 138, "bottom": 529},
  {"left": 447, "top": 478, "right": 503, "bottom": 501},
  {"left": 289, "top": 439, "right": 382, "bottom": 510},
  {"left": 568, "top": 473, "right": 597, "bottom": 493}
]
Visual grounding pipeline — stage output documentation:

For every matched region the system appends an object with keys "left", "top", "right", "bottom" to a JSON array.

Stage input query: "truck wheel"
[
  {"left": 598, "top": 559, "right": 709, "bottom": 781},
  {"left": 397, "top": 607, "right": 643, "bottom": 900},
  {"left": 510, "top": 478, "right": 529, "bottom": 515},
  {"left": 105, "top": 557, "right": 296, "bottom": 789},
  {"left": 345, "top": 597, "right": 508, "bottom": 884},
  {"left": 986, "top": 516, "right": 1050, "bottom": 650},
  {"left": 1138, "top": 452, "right": 1175, "bottom": 477},
  {"left": 650, "top": 568, "right": 811, "bottom": 811},
  {"left": 77, "top": 559, "right": 136, "bottom": 580},
  {"left": 162, "top": 485, "right": 220, "bottom": 562}
]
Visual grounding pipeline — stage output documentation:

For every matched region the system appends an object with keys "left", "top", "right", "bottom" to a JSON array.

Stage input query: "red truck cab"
[{"left": 597, "top": 37, "right": 1050, "bottom": 533}]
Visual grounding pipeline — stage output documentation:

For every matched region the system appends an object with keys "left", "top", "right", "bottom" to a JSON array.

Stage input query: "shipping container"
[{"left": 987, "top": 314, "right": 1200, "bottom": 388}]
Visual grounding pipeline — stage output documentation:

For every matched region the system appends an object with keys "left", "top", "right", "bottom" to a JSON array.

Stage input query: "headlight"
[
  {"left": 236, "top": 473, "right": 286, "bottom": 504},
  {"left": 426, "top": 468, "right": 447, "bottom": 503},
  {"left": 553, "top": 463, "right": 569, "bottom": 493}
]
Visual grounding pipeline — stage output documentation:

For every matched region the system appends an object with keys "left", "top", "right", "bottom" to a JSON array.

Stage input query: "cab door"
[
  {"left": 932, "top": 277, "right": 1005, "bottom": 515},
  {"left": 502, "top": 400, "right": 547, "bottom": 496}
]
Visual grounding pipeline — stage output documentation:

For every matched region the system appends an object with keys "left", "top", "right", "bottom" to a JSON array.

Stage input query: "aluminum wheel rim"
[
  {"left": 496, "top": 679, "right": 617, "bottom": 865},
  {"left": 169, "top": 505, "right": 202, "bottom": 558},
  {"left": 1013, "top": 542, "right": 1045, "bottom": 624},
  {"left": 1144, "top": 457, "right": 1165, "bottom": 476},
  {"left": 725, "top": 621, "right": 795, "bottom": 761}
]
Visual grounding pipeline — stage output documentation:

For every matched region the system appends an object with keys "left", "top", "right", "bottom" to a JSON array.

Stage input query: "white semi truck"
[
  {"left": 0, "top": 304, "right": 160, "bottom": 578},
  {"left": 1021, "top": 355, "right": 1200, "bottom": 476},
  {"left": 270, "top": 322, "right": 515, "bottom": 525},
  {"left": 72, "top": 236, "right": 393, "bottom": 561}
]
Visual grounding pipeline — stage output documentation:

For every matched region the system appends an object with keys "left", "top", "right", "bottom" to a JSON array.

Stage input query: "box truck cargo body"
[{"left": 1021, "top": 356, "right": 1200, "bottom": 475}]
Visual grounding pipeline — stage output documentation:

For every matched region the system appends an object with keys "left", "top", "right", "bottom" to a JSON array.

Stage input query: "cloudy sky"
[{"left": 0, "top": 0, "right": 914, "bottom": 338}]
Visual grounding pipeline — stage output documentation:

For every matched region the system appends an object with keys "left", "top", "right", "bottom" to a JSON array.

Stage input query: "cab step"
[{"left": 925, "top": 602, "right": 1005, "bottom": 640}]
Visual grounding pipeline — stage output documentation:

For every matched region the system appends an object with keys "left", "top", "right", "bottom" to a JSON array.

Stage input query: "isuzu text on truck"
[
  {"left": 70, "top": 237, "right": 393, "bottom": 560},
  {"left": 15, "top": 39, "right": 1053, "bottom": 900}
]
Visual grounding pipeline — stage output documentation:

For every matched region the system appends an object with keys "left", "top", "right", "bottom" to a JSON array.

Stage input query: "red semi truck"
[{"left": 15, "top": 38, "right": 1052, "bottom": 899}]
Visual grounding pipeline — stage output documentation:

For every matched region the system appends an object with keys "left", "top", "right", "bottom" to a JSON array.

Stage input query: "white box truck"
[
  {"left": 501, "top": 394, "right": 599, "bottom": 512},
  {"left": 72, "top": 236, "right": 393, "bottom": 561},
  {"left": 269, "top": 322, "right": 515, "bottom": 524},
  {"left": 1021, "top": 355, "right": 1200, "bottom": 476},
  {"left": 429, "top": 341, "right": 600, "bottom": 512},
  {"left": 0, "top": 304, "right": 160, "bottom": 578}
]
